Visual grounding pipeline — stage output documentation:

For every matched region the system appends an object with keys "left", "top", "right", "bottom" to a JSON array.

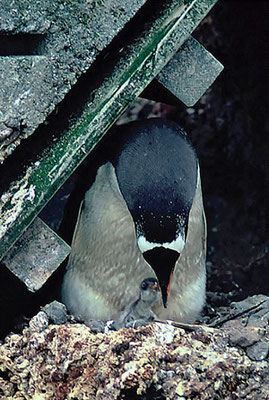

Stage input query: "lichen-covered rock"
[{"left": 0, "top": 319, "right": 269, "bottom": 400}]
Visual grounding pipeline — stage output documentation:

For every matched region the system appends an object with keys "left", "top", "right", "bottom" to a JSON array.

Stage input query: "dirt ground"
[{"left": 0, "top": 0, "right": 268, "bottom": 339}]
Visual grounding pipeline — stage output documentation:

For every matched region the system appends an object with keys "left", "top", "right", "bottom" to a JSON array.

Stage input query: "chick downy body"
[{"left": 119, "top": 277, "right": 161, "bottom": 325}]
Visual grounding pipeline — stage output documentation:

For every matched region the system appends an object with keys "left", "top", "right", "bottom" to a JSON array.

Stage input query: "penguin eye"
[{"left": 141, "top": 281, "right": 148, "bottom": 290}]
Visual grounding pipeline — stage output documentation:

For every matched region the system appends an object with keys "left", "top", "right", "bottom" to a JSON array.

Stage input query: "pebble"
[
  {"left": 42, "top": 301, "right": 68, "bottom": 325},
  {"left": 246, "top": 340, "right": 269, "bottom": 361}
]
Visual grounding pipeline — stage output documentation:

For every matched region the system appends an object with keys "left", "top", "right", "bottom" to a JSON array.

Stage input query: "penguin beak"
[
  {"left": 160, "top": 267, "right": 175, "bottom": 308},
  {"left": 143, "top": 247, "right": 180, "bottom": 308}
]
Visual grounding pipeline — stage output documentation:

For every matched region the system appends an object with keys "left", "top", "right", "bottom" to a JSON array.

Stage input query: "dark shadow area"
[
  {"left": 120, "top": 386, "right": 165, "bottom": 399},
  {"left": 184, "top": 0, "right": 269, "bottom": 305},
  {"left": 0, "top": 259, "right": 66, "bottom": 339},
  {"left": 0, "top": 34, "right": 46, "bottom": 56}
]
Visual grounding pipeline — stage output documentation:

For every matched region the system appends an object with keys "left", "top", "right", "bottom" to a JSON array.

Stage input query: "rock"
[
  {"left": 0, "top": 320, "right": 269, "bottom": 399},
  {"left": 228, "top": 326, "right": 264, "bottom": 348},
  {"left": 29, "top": 311, "right": 49, "bottom": 333},
  {"left": 247, "top": 341, "right": 269, "bottom": 362},
  {"left": 230, "top": 295, "right": 269, "bottom": 315},
  {"left": 42, "top": 301, "right": 68, "bottom": 325},
  {"left": 85, "top": 319, "right": 106, "bottom": 334}
]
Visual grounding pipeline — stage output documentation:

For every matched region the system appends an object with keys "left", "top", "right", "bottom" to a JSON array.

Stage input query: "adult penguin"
[{"left": 62, "top": 118, "right": 207, "bottom": 323}]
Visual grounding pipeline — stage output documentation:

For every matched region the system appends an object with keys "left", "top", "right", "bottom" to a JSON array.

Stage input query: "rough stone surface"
[
  {"left": 228, "top": 325, "right": 263, "bottom": 348},
  {"left": 1, "top": 298, "right": 269, "bottom": 400},
  {"left": 42, "top": 301, "right": 68, "bottom": 325},
  {"left": 0, "top": 0, "right": 147, "bottom": 162},
  {"left": 2, "top": 218, "right": 70, "bottom": 292},
  {"left": 207, "top": 295, "right": 269, "bottom": 364},
  {"left": 247, "top": 341, "right": 269, "bottom": 362}
]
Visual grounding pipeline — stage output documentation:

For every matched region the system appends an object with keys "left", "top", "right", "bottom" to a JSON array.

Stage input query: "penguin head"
[
  {"left": 139, "top": 277, "right": 161, "bottom": 305},
  {"left": 114, "top": 119, "right": 198, "bottom": 308}
]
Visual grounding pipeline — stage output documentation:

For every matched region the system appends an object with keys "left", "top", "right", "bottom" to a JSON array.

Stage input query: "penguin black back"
[{"left": 113, "top": 119, "right": 198, "bottom": 243}]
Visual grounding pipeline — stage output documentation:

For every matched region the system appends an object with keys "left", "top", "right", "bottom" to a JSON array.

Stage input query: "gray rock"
[
  {"left": 228, "top": 326, "right": 263, "bottom": 348},
  {"left": 42, "top": 300, "right": 68, "bottom": 325},
  {"left": 247, "top": 340, "right": 269, "bottom": 361},
  {"left": 230, "top": 295, "right": 269, "bottom": 314},
  {"left": 85, "top": 319, "right": 106, "bottom": 334}
]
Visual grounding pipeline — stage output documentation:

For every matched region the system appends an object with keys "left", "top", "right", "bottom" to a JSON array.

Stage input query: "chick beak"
[
  {"left": 143, "top": 248, "right": 179, "bottom": 308},
  {"left": 150, "top": 281, "right": 160, "bottom": 292}
]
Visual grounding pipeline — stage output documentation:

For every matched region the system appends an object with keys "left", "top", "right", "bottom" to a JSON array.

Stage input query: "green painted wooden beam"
[{"left": 0, "top": 0, "right": 219, "bottom": 259}]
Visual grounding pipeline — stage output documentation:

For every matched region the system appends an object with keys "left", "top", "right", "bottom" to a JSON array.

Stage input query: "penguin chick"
[
  {"left": 119, "top": 277, "right": 161, "bottom": 327},
  {"left": 62, "top": 118, "right": 207, "bottom": 323}
]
